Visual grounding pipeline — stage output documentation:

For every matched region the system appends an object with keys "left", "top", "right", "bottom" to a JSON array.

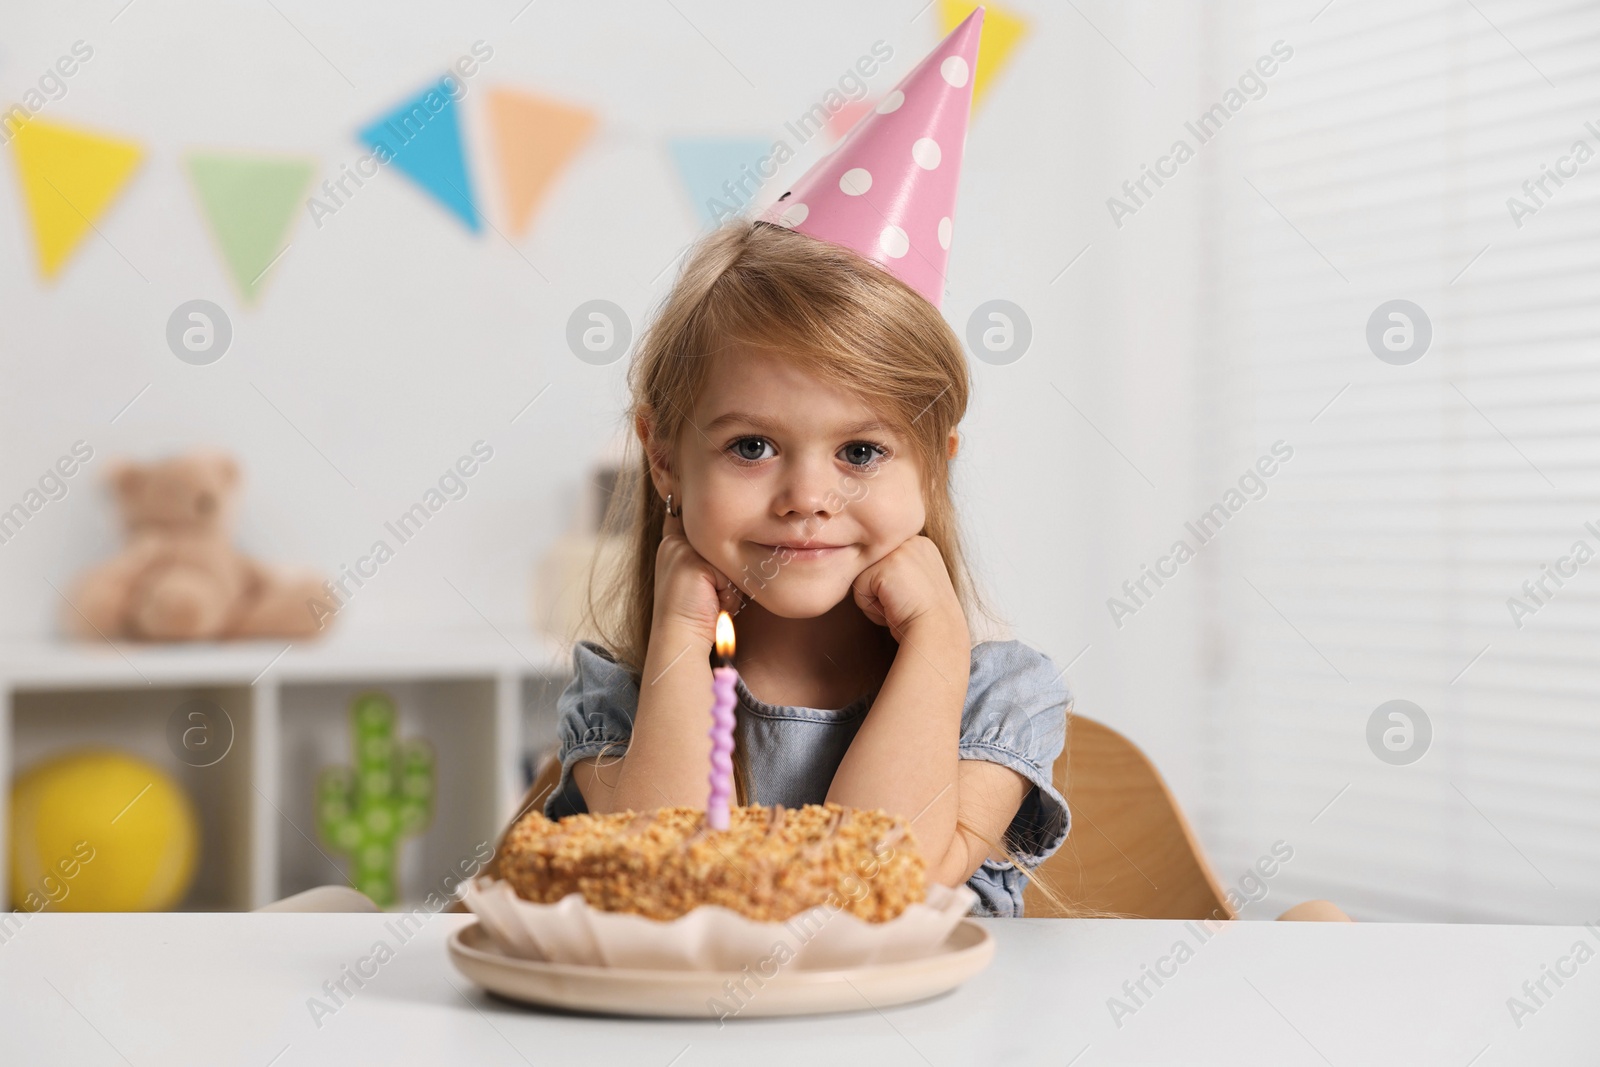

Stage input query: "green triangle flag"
[{"left": 185, "top": 152, "right": 316, "bottom": 302}]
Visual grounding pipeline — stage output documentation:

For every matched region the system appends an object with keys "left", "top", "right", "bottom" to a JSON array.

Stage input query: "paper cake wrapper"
[{"left": 460, "top": 874, "right": 978, "bottom": 971}]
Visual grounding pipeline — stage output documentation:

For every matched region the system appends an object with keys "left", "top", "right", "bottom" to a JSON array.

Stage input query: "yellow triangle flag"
[
  {"left": 486, "top": 87, "right": 596, "bottom": 237},
  {"left": 9, "top": 117, "right": 144, "bottom": 279},
  {"left": 941, "top": 1, "right": 1029, "bottom": 110}
]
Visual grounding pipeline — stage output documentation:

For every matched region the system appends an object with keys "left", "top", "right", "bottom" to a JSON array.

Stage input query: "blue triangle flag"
[
  {"left": 359, "top": 78, "right": 480, "bottom": 232},
  {"left": 668, "top": 138, "right": 772, "bottom": 227}
]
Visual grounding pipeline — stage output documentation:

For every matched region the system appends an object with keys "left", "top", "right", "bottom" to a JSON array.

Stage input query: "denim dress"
[{"left": 543, "top": 638, "right": 1072, "bottom": 917}]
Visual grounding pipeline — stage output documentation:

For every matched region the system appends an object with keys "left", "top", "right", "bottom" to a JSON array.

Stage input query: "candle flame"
[{"left": 715, "top": 611, "right": 735, "bottom": 657}]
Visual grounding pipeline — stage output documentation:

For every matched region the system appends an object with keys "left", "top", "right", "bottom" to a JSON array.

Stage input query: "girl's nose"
[{"left": 774, "top": 452, "right": 842, "bottom": 521}]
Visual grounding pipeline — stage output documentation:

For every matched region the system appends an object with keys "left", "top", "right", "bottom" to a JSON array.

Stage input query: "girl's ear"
[
  {"left": 947, "top": 430, "right": 960, "bottom": 460},
  {"left": 635, "top": 408, "right": 674, "bottom": 488}
]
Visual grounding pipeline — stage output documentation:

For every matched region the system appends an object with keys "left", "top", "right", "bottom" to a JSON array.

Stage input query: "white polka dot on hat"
[{"left": 759, "top": 8, "right": 985, "bottom": 310}]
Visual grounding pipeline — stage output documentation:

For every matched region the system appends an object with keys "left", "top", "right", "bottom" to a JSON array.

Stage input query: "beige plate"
[{"left": 448, "top": 919, "right": 995, "bottom": 1018}]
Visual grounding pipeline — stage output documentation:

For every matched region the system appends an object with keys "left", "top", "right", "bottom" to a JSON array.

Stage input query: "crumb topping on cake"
[{"left": 496, "top": 802, "right": 926, "bottom": 923}]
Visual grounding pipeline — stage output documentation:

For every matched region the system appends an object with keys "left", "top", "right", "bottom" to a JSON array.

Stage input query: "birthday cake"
[{"left": 495, "top": 801, "right": 926, "bottom": 923}]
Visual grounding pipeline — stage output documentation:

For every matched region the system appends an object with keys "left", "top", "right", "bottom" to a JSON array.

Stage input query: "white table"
[{"left": 1, "top": 913, "right": 1594, "bottom": 1065}]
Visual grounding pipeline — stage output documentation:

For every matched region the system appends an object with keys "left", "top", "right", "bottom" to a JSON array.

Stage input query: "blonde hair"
[{"left": 577, "top": 218, "right": 1067, "bottom": 914}]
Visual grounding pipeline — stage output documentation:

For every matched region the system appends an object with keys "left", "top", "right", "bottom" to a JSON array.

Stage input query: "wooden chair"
[
  {"left": 1024, "top": 714, "right": 1349, "bottom": 921},
  {"left": 496, "top": 753, "right": 563, "bottom": 872},
  {"left": 1023, "top": 715, "right": 1231, "bottom": 919}
]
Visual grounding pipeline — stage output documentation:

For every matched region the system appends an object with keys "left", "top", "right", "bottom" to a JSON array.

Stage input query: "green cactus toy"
[{"left": 315, "top": 692, "right": 435, "bottom": 907}]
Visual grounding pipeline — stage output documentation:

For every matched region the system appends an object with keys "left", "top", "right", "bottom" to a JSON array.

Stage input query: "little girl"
[
  {"left": 530, "top": 10, "right": 1070, "bottom": 917},
  {"left": 541, "top": 218, "right": 1071, "bottom": 918}
]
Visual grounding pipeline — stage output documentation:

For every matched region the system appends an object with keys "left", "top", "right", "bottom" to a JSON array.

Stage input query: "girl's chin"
[{"left": 739, "top": 583, "right": 856, "bottom": 620}]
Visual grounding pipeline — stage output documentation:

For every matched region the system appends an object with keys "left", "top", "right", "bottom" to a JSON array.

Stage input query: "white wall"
[
  {"left": 1, "top": 1, "right": 1210, "bottom": 735},
  {"left": 0, "top": 2, "right": 1213, "bottom": 839},
  {"left": 3, "top": 1, "right": 1153, "bottom": 647}
]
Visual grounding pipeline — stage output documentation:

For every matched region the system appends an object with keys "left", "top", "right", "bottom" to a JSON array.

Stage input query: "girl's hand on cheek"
[
  {"left": 850, "top": 535, "right": 966, "bottom": 643},
  {"left": 653, "top": 509, "right": 745, "bottom": 647}
]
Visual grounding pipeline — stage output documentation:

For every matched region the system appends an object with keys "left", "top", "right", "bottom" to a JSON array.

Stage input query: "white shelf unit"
[{"left": 0, "top": 628, "right": 574, "bottom": 912}]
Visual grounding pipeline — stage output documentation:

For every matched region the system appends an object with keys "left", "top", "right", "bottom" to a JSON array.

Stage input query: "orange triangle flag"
[
  {"left": 486, "top": 88, "right": 596, "bottom": 237},
  {"left": 9, "top": 117, "right": 143, "bottom": 279}
]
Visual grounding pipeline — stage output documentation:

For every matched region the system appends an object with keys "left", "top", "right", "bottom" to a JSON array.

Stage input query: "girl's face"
[{"left": 658, "top": 347, "right": 933, "bottom": 619}]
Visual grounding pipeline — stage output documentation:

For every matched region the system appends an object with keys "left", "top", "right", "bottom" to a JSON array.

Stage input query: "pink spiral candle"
[{"left": 707, "top": 611, "right": 737, "bottom": 830}]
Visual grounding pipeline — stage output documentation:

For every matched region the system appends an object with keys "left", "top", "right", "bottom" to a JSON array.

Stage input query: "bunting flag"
[
  {"left": 486, "top": 88, "right": 596, "bottom": 237},
  {"left": 9, "top": 117, "right": 143, "bottom": 279},
  {"left": 941, "top": 0, "right": 1028, "bottom": 109},
  {"left": 667, "top": 137, "right": 772, "bottom": 226},
  {"left": 358, "top": 77, "right": 480, "bottom": 232},
  {"left": 5, "top": 61, "right": 956, "bottom": 291},
  {"left": 185, "top": 152, "right": 316, "bottom": 302},
  {"left": 827, "top": 100, "right": 874, "bottom": 143}
]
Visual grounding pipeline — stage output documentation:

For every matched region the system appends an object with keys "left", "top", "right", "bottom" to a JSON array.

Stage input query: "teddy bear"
[{"left": 65, "top": 450, "right": 333, "bottom": 642}]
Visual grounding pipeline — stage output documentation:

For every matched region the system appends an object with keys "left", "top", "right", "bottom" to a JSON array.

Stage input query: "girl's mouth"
[{"left": 754, "top": 542, "right": 850, "bottom": 561}]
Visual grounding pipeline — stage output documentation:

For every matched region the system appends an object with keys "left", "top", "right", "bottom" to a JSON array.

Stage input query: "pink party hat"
[{"left": 761, "top": 8, "right": 984, "bottom": 309}]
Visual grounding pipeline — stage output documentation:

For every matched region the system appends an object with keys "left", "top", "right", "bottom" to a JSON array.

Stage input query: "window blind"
[{"left": 1201, "top": 0, "right": 1600, "bottom": 922}]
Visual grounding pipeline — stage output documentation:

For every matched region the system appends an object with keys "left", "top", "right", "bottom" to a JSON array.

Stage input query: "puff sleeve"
[
  {"left": 543, "top": 640, "right": 640, "bottom": 820},
  {"left": 958, "top": 640, "right": 1072, "bottom": 917}
]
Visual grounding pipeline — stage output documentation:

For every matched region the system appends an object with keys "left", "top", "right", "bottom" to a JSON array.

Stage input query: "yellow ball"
[{"left": 9, "top": 749, "right": 199, "bottom": 911}]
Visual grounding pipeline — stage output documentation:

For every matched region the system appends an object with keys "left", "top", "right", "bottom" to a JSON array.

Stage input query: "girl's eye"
[
  {"left": 727, "top": 437, "right": 775, "bottom": 464},
  {"left": 724, "top": 438, "right": 891, "bottom": 468},
  {"left": 840, "top": 442, "right": 890, "bottom": 469}
]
